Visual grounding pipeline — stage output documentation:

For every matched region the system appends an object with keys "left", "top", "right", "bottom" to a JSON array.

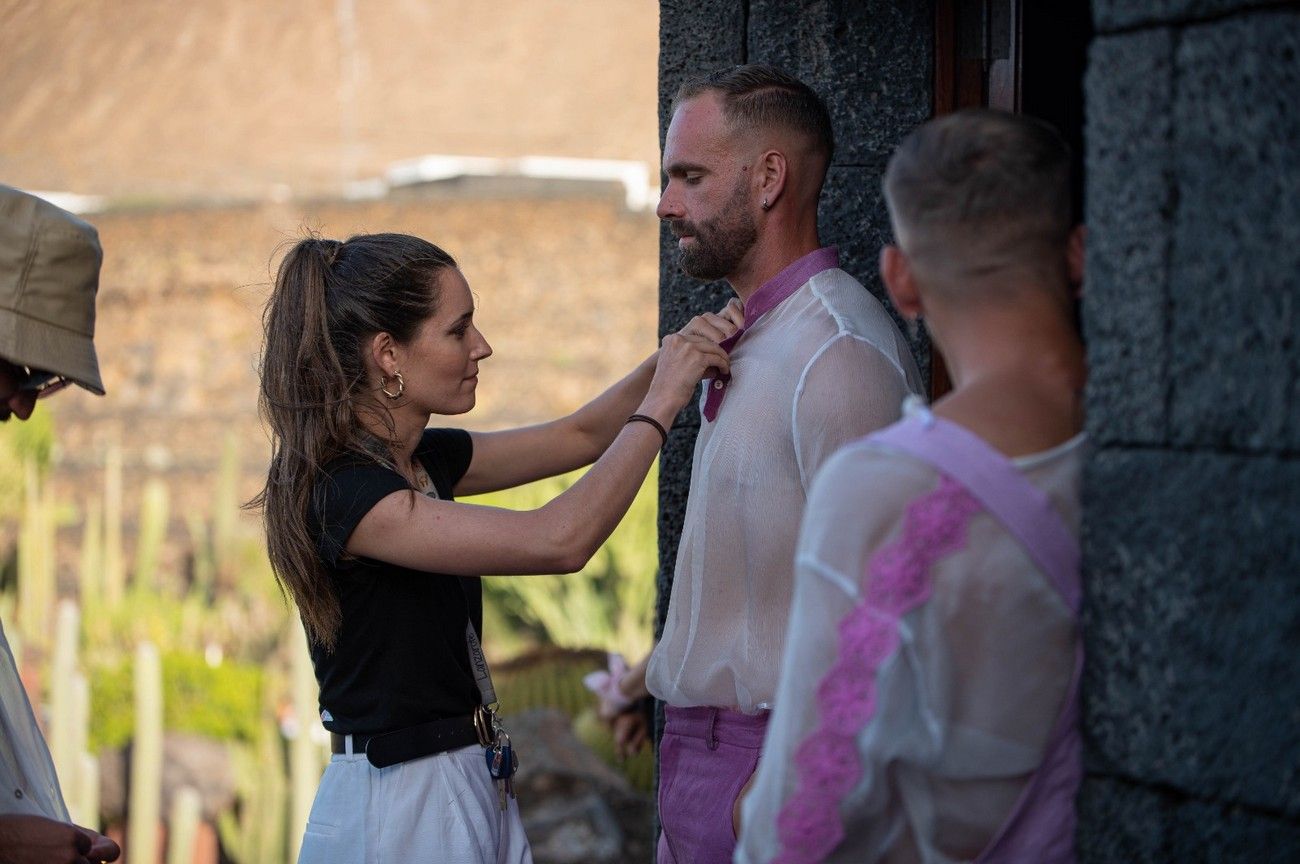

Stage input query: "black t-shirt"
[{"left": 309, "top": 428, "right": 481, "bottom": 735}]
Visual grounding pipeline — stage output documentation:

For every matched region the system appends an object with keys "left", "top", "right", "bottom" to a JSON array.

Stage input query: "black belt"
[{"left": 330, "top": 715, "right": 482, "bottom": 768}]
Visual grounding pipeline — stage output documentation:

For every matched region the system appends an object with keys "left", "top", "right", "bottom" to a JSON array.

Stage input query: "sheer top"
[
  {"left": 648, "top": 261, "right": 923, "bottom": 712},
  {"left": 736, "top": 402, "right": 1085, "bottom": 863}
]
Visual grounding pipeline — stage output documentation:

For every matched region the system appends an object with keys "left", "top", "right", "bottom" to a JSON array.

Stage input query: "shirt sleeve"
[
  {"left": 314, "top": 459, "right": 411, "bottom": 569},
  {"left": 791, "top": 334, "right": 913, "bottom": 491},
  {"left": 415, "top": 427, "right": 473, "bottom": 498},
  {"left": 736, "top": 443, "right": 934, "bottom": 863}
]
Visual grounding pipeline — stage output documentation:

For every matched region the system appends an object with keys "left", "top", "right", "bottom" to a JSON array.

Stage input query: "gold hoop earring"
[{"left": 381, "top": 371, "right": 405, "bottom": 400}]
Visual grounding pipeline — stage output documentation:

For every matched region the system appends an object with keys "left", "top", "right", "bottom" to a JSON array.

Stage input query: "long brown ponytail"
[{"left": 251, "top": 233, "right": 457, "bottom": 648}]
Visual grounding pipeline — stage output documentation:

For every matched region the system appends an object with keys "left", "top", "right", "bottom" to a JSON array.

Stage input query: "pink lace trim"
[{"left": 772, "top": 477, "right": 980, "bottom": 864}]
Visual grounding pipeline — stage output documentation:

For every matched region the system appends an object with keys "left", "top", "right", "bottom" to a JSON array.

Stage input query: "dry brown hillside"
[{"left": 0, "top": 0, "right": 659, "bottom": 199}]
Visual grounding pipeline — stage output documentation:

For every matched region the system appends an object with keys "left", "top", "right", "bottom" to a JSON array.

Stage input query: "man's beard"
[{"left": 672, "top": 182, "right": 757, "bottom": 281}]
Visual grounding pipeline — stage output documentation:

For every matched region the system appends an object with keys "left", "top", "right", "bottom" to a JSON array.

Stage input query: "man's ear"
[
  {"left": 757, "top": 149, "right": 788, "bottom": 211},
  {"left": 880, "top": 245, "right": 922, "bottom": 320},
  {"left": 1066, "top": 224, "right": 1086, "bottom": 296}
]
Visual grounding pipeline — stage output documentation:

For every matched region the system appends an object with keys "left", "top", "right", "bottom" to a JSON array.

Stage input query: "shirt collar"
[
  {"left": 739, "top": 246, "right": 840, "bottom": 328},
  {"left": 701, "top": 246, "right": 840, "bottom": 424}
]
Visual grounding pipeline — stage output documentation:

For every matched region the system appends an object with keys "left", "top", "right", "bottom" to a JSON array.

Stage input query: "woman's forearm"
[
  {"left": 533, "top": 387, "right": 678, "bottom": 571},
  {"left": 563, "top": 350, "right": 660, "bottom": 463},
  {"left": 456, "top": 350, "right": 660, "bottom": 496}
]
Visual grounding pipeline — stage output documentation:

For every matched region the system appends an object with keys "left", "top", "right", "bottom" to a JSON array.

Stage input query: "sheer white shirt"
[
  {"left": 647, "top": 267, "right": 923, "bottom": 712},
  {"left": 735, "top": 407, "right": 1085, "bottom": 863}
]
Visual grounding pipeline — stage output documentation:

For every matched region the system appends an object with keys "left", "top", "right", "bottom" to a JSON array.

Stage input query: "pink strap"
[
  {"left": 870, "top": 414, "right": 1083, "bottom": 864},
  {"left": 868, "top": 415, "right": 1080, "bottom": 612}
]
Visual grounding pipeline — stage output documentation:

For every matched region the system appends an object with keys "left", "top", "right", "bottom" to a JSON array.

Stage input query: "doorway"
[{"left": 930, "top": 0, "right": 1092, "bottom": 397}]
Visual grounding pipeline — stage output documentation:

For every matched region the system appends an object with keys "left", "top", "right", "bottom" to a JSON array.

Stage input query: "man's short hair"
[
  {"left": 675, "top": 64, "right": 835, "bottom": 168},
  {"left": 884, "top": 109, "right": 1072, "bottom": 277}
]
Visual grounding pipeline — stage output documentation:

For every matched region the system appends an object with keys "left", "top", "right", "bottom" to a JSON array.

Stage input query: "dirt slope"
[{"left": 0, "top": 0, "right": 659, "bottom": 200}]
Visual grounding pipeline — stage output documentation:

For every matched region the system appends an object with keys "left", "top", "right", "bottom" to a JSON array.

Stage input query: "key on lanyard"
[
  {"left": 486, "top": 730, "right": 518, "bottom": 811},
  {"left": 485, "top": 731, "right": 518, "bottom": 780}
]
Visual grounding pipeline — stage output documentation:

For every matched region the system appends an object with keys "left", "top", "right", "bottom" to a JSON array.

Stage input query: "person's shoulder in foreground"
[
  {"left": 0, "top": 186, "right": 117, "bottom": 862},
  {"left": 736, "top": 108, "right": 1088, "bottom": 864}
]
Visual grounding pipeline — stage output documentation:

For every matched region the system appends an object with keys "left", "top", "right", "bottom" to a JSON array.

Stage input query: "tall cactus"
[
  {"left": 128, "top": 642, "right": 163, "bottom": 864},
  {"left": 17, "top": 457, "right": 54, "bottom": 645},
  {"left": 103, "top": 443, "right": 125, "bottom": 607},
  {"left": 49, "top": 601, "right": 79, "bottom": 810},
  {"left": 132, "top": 479, "right": 170, "bottom": 595},
  {"left": 166, "top": 785, "right": 202, "bottom": 864},
  {"left": 289, "top": 626, "right": 319, "bottom": 864},
  {"left": 78, "top": 497, "right": 103, "bottom": 609},
  {"left": 70, "top": 673, "right": 93, "bottom": 827},
  {"left": 213, "top": 433, "right": 240, "bottom": 591},
  {"left": 78, "top": 750, "right": 99, "bottom": 835},
  {"left": 185, "top": 514, "right": 215, "bottom": 601},
  {"left": 217, "top": 720, "right": 287, "bottom": 864}
]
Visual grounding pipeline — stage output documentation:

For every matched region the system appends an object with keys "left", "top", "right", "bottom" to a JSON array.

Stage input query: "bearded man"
[{"left": 643, "top": 65, "right": 923, "bottom": 864}]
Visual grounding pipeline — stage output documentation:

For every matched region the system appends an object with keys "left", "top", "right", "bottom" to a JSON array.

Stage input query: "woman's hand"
[
  {"left": 678, "top": 298, "right": 744, "bottom": 343},
  {"left": 640, "top": 331, "right": 731, "bottom": 420}
]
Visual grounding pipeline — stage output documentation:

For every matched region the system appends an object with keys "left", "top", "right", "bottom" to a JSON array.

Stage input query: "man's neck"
[
  {"left": 931, "top": 294, "right": 1086, "bottom": 455},
  {"left": 727, "top": 228, "right": 823, "bottom": 303}
]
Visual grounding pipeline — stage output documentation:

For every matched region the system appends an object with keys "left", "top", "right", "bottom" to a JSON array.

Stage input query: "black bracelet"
[{"left": 626, "top": 413, "right": 669, "bottom": 447}]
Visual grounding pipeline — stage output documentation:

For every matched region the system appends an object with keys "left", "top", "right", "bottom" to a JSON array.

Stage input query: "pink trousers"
[{"left": 657, "top": 705, "right": 769, "bottom": 864}]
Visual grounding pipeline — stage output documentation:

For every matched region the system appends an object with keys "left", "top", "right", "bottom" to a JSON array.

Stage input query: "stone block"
[
  {"left": 658, "top": 0, "right": 747, "bottom": 140},
  {"left": 1082, "top": 28, "right": 1176, "bottom": 446},
  {"left": 1078, "top": 776, "right": 1300, "bottom": 864},
  {"left": 1083, "top": 448, "right": 1300, "bottom": 815},
  {"left": 654, "top": 424, "right": 700, "bottom": 633},
  {"left": 1093, "top": 0, "right": 1288, "bottom": 33},
  {"left": 748, "top": 0, "right": 931, "bottom": 166},
  {"left": 1167, "top": 12, "right": 1300, "bottom": 453}
]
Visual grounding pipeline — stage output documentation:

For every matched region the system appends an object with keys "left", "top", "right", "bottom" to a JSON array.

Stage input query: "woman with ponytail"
[{"left": 254, "top": 232, "right": 734, "bottom": 863}]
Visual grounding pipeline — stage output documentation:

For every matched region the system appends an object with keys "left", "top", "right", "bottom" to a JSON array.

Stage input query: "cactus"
[
  {"left": 167, "top": 785, "right": 202, "bottom": 864},
  {"left": 471, "top": 464, "right": 658, "bottom": 660},
  {"left": 218, "top": 719, "right": 287, "bottom": 864},
  {"left": 213, "top": 433, "right": 240, "bottom": 591},
  {"left": 128, "top": 641, "right": 163, "bottom": 864},
  {"left": 17, "top": 457, "right": 55, "bottom": 645},
  {"left": 78, "top": 750, "right": 99, "bottom": 834},
  {"left": 70, "top": 674, "right": 93, "bottom": 827},
  {"left": 132, "top": 479, "right": 170, "bottom": 595},
  {"left": 49, "top": 601, "right": 79, "bottom": 809},
  {"left": 289, "top": 625, "right": 322, "bottom": 863},
  {"left": 103, "top": 443, "right": 125, "bottom": 607},
  {"left": 78, "top": 497, "right": 103, "bottom": 609},
  {"left": 185, "top": 514, "right": 215, "bottom": 601}
]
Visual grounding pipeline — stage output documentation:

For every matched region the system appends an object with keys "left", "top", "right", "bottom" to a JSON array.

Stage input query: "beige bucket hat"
[{"left": 0, "top": 184, "right": 104, "bottom": 395}]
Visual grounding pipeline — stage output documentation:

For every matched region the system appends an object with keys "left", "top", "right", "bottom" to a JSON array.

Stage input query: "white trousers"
[{"left": 297, "top": 743, "right": 533, "bottom": 864}]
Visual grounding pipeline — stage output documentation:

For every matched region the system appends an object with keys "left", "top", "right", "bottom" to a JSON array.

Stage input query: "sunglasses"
[{"left": 19, "top": 367, "right": 72, "bottom": 399}]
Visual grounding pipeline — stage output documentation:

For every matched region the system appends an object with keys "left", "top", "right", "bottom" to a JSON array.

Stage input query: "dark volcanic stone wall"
[
  {"left": 654, "top": 0, "right": 932, "bottom": 651},
  {"left": 1080, "top": 2, "right": 1300, "bottom": 861},
  {"left": 657, "top": 1, "right": 1300, "bottom": 860}
]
